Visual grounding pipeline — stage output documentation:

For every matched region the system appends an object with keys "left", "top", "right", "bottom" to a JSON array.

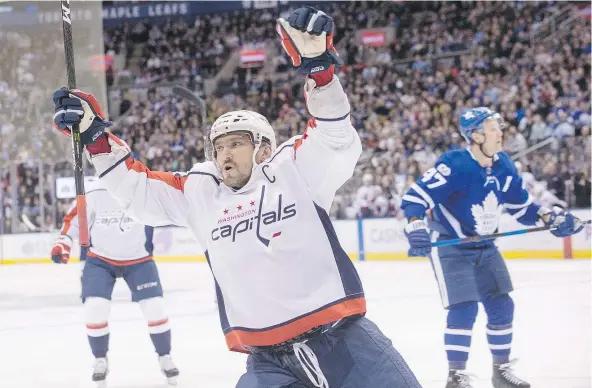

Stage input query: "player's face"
[
  {"left": 214, "top": 133, "right": 255, "bottom": 189},
  {"left": 481, "top": 118, "right": 503, "bottom": 155}
]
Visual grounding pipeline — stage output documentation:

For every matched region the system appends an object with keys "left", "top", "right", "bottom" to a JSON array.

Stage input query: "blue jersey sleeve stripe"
[
  {"left": 509, "top": 206, "right": 529, "bottom": 220},
  {"left": 501, "top": 176, "right": 513, "bottom": 192},
  {"left": 504, "top": 195, "right": 533, "bottom": 209},
  {"left": 411, "top": 183, "right": 435, "bottom": 209},
  {"left": 402, "top": 194, "right": 428, "bottom": 208},
  {"left": 401, "top": 187, "right": 430, "bottom": 219},
  {"left": 402, "top": 203, "right": 427, "bottom": 220},
  {"left": 509, "top": 203, "right": 540, "bottom": 225}
]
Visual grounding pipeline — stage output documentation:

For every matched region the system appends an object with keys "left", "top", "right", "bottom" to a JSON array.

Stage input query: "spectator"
[
  {"left": 532, "top": 181, "right": 568, "bottom": 209},
  {"left": 504, "top": 125, "right": 528, "bottom": 154},
  {"left": 573, "top": 170, "right": 592, "bottom": 208},
  {"left": 542, "top": 163, "right": 566, "bottom": 201},
  {"left": 529, "top": 114, "right": 550, "bottom": 144}
]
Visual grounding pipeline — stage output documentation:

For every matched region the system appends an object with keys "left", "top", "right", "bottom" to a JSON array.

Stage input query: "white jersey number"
[{"left": 421, "top": 164, "right": 450, "bottom": 189}]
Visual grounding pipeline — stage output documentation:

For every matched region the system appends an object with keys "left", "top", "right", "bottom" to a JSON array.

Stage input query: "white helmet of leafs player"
[{"left": 207, "top": 110, "right": 277, "bottom": 165}]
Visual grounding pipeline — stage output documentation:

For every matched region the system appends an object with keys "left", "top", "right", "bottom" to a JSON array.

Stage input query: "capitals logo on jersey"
[
  {"left": 211, "top": 185, "right": 297, "bottom": 246},
  {"left": 95, "top": 211, "right": 137, "bottom": 232}
]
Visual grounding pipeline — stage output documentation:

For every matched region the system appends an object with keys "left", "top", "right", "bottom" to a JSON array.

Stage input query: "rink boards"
[{"left": 1, "top": 209, "right": 590, "bottom": 264}]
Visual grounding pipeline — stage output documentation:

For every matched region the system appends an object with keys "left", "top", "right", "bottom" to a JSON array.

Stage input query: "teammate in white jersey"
[
  {"left": 51, "top": 7, "right": 421, "bottom": 388},
  {"left": 50, "top": 176, "right": 179, "bottom": 387}
]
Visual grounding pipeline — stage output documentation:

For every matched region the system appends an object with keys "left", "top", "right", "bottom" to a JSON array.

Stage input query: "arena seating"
[{"left": 1, "top": 1, "right": 590, "bottom": 233}]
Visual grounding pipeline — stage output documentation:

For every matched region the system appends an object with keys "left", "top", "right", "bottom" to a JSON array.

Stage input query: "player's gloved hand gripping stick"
[
  {"left": 405, "top": 208, "right": 588, "bottom": 252},
  {"left": 404, "top": 220, "right": 432, "bottom": 256},
  {"left": 53, "top": 88, "right": 113, "bottom": 145},
  {"left": 432, "top": 216, "right": 589, "bottom": 248}
]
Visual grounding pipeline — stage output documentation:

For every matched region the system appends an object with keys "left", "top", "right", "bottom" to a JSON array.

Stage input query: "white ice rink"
[{"left": 0, "top": 260, "right": 590, "bottom": 388}]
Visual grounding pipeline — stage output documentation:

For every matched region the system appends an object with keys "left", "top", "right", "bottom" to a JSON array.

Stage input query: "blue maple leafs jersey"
[{"left": 401, "top": 149, "right": 541, "bottom": 244}]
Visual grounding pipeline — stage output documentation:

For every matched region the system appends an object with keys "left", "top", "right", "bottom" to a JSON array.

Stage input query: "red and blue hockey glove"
[
  {"left": 541, "top": 207, "right": 584, "bottom": 238},
  {"left": 53, "top": 87, "right": 112, "bottom": 146},
  {"left": 50, "top": 235, "right": 73, "bottom": 264},
  {"left": 276, "top": 6, "right": 343, "bottom": 75},
  {"left": 404, "top": 219, "right": 432, "bottom": 257}
]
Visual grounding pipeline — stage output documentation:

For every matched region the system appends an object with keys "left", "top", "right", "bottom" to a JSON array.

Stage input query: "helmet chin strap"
[
  {"left": 478, "top": 141, "right": 495, "bottom": 159},
  {"left": 251, "top": 142, "right": 261, "bottom": 172},
  {"left": 473, "top": 133, "right": 495, "bottom": 159}
]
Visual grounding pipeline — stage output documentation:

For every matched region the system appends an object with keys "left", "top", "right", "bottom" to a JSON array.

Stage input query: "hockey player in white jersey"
[
  {"left": 52, "top": 7, "right": 421, "bottom": 388},
  {"left": 50, "top": 176, "right": 179, "bottom": 386}
]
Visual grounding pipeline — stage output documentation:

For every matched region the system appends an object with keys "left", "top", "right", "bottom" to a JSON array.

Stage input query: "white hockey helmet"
[{"left": 207, "top": 110, "right": 277, "bottom": 165}]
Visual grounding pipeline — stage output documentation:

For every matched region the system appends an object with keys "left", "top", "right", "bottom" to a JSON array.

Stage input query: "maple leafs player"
[
  {"left": 51, "top": 7, "right": 421, "bottom": 388},
  {"left": 401, "top": 107, "right": 584, "bottom": 388},
  {"left": 50, "top": 179, "right": 179, "bottom": 386}
]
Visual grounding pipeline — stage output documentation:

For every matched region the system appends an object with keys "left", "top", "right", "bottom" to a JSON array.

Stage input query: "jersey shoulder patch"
[{"left": 437, "top": 150, "right": 472, "bottom": 175}]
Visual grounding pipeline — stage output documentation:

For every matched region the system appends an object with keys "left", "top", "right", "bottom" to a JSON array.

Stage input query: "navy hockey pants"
[
  {"left": 235, "top": 315, "right": 421, "bottom": 388},
  {"left": 429, "top": 234, "right": 513, "bottom": 309},
  {"left": 81, "top": 256, "right": 163, "bottom": 302}
]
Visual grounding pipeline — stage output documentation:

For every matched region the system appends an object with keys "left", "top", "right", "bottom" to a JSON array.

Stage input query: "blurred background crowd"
[{"left": 0, "top": 1, "right": 590, "bottom": 234}]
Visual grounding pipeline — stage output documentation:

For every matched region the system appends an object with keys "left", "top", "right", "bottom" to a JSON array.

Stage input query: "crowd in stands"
[
  {"left": 0, "top": 25, "right": 76, "bottom": 233},
  {"left": 1, "top": 1, "right": 590, "bottom": 234}
]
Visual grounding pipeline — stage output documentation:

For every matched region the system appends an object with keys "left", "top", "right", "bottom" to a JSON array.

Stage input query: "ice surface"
[{"left": 0, "top": 260, "right": 590, "bottom": 388}]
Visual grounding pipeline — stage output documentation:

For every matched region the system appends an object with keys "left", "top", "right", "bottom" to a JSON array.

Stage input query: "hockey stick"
[
  {"left": 171, "top": 85, "right": 212, "bottom": 158},
  {"left": 171, "top": 85, "right": 206, "bottom": 114},
  {"left": 60, "top": 0, "right": 90, "bottom": 246},
  {"left": 432, "top": 219, "right": 591, "bottom": 247}
]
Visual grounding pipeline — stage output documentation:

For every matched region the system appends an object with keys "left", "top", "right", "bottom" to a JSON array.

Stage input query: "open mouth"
[{"left": 223, "top": 165, "right": 234, "bottom": 172}]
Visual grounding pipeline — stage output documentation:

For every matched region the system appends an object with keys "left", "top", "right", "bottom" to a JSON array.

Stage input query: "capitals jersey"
[
  {"left": 59, "top": 180, "right": 154, "bottom": 264},
  {"left": 90, "top": 76, "right": 366, "bottom": 353},
  {"left": 401, "top": 149, "right": 541, "bottom": 246}
]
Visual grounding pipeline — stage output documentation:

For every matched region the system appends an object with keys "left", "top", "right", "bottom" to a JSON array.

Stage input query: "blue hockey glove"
[
  {"left": 404, "top": 220, "right": 432, "bottom": 257},
  {"left": 542, "top": 207, "right": 584, "bottom": 238},
  {"left": 53, "top": 87, "right": 112, "bottom": 146},
  {"left": 276, "top": 6, "right": 343, "bottom": 75}
]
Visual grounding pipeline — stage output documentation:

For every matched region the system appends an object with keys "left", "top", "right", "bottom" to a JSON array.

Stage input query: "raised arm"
[
  {"left": 52, "top": 88, "right": 191, "bottom": 228},
  {"left": 275, "top": 7, "right": 361, "bottom": 212},
  {"left": 292, "top": 72, "right": 362, "bottom": 212},
  {"left": 88, "top": 134, "right": 192, "bottom": 228}
]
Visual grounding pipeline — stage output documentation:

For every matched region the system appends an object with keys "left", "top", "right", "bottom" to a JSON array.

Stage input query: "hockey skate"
[
  {"left": 492, "top": 359, "right": 530, "bottom": 388},
  {"left": 91, "top": 357, "right": 108, "bottom": 388},
  {"left": 445, "top": 369, "right": 474, "bottom": 388},
  {"left": 159, "top": 354, "right": 180, "bottom": 386}
]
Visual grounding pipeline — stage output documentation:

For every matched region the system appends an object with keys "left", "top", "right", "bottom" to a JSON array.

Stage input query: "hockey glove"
[
  {"left": 276, "top": 6, "right": 343, "bottom": 75},
  {"left": 541, "top": 207, "right": 584, "bottom": 238},
  {"left": 53, "top": 87, "right": 112, "bottom": 146},
  {"left": 404, "top": 219, "right": 432, "bottom": 257},
  {"left": 50, "top": 235, "right": 73, "bottom": 264}
]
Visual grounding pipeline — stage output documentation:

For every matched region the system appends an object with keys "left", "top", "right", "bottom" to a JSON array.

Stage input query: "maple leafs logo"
[{"left": 471, "top": 191, "right": 503, "bottom": 235}]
